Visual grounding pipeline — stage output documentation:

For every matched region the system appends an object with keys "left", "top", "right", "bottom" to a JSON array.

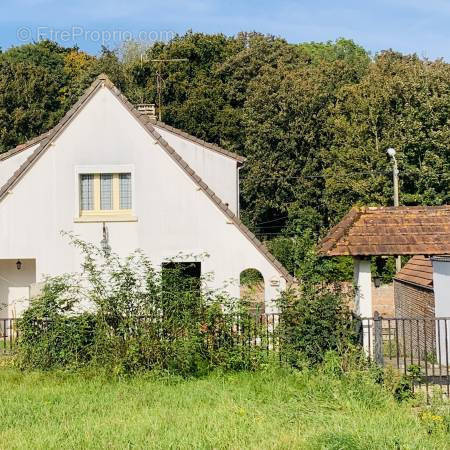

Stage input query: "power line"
[
  {"left": 253, "top": 215, "right": 289, "bottom": 226},
  {"left": 255, "top": 235, "right": 290, "bottom": 237},
  {"left": 249, "top": 170, "right": 449, "bottom": 180},
  {"left": 255, "top": 224, "right": 291, "bottom": 229}
]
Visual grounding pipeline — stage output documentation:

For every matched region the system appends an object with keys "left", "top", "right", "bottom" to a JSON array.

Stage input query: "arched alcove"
[{"left": 239, "top": 268, "right": 265, "bottom": 314}]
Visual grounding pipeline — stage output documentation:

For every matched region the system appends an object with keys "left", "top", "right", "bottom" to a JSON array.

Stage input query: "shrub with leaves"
[
  {"left": 17, "top": 274, "right": 97, "bottom": 369},
  {"left": 17, "top": 234, "right": 262, "bottom": 375},
  {"left": 276, "top": 282, "right": 356, "bottom": 367}
]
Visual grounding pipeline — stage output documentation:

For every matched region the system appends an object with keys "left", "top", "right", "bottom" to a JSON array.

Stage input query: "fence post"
[{"left": 374, "top": 311, "right": 384, "bottom": 366}]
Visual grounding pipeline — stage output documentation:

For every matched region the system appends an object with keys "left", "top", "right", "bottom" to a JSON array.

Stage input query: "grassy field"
[{"left": 0, "top": 366, "right": 448, "bottom": 449}]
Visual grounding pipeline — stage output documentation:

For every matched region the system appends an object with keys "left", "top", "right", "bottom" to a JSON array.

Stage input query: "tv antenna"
[{"left": 140, "top": 56, "right": 188, "bottom": 121}]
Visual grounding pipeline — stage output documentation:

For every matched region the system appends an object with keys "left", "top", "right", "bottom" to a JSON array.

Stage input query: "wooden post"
[{"left": 374, "top": 311, "right": 384, "bottom": 366}]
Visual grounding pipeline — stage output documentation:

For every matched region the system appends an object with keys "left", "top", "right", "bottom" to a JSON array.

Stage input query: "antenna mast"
[{"left": 145, "top": 58, "right": 188, "bottom": 121}]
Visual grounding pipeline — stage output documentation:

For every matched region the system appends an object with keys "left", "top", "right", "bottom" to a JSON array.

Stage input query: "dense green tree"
[
  {"left": 0, "top": 61, "right": 60, "bottom": 150},
  {"left": 324, "top": 51, "right": 450, "bottom": 220},
  {"left": 240, "top": 44, "right": 370, "bottom": 230},
  {"left": 0, "top": 41, "right": 96, "bottom": 151}
]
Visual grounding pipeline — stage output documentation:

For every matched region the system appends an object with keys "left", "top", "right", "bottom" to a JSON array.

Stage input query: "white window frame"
[{"left": 74, "top": 165, "right": 137, "bottom": 222}]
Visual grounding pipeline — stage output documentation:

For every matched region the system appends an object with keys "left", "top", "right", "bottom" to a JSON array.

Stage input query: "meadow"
[{"left": 0, "top": 366, "right": 448, "bottom": 449}]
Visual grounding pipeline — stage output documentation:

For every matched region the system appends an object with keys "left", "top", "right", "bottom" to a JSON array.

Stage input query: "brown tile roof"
[
  {"left": 395, "top": 255, "right": 433, "bottom": 290},
  {"left": 150, "top": 119, "right": 246, "bottom": 163},
  {"left": 0, "top": 74, "right": 292, "bottom": 283},
  {"left": 318, "top": 206, "right": 450, "bottom": 256}
]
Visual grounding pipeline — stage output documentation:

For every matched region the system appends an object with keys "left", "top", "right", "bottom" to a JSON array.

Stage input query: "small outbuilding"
[
  {"left": 318, "top": 205, "right": 450, "bottom": 350},
  {"left": 394, "top": 255, "right": 435, "bottom": 354},
  {"left": 318, "top": 205, "right": 450, "bottom": 317},
  {"left": 394, "top": 255, "right": 434, "bottom": 319}
]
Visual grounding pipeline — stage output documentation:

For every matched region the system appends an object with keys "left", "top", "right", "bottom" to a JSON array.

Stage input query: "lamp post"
[{"left": 387, "top": 148, "right": 402, "bottom": 272}]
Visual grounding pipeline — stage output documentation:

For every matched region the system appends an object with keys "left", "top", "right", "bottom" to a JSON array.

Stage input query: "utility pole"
[{"left": 387, "top": 148, "right": 402, "bottom": 272}]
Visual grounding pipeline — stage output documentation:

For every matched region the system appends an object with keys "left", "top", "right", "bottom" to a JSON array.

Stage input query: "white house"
[{"left": 0, "top": 74, "right": 292, "bottom": 318}]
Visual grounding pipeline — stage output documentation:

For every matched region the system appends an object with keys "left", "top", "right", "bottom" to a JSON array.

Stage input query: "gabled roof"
[
  {"left": 318, "top": 206, "right": 450, "bottom": 256},
  {"left": 394, "top": 255, "right": 433, "bottom": 290},
  {"left": 150, "top": 119, "right": 245, "bottom": 163},
  {"left": 0, "top": 107, "right": 245, "bottom": 165},
  {"left": 0, "top": 74, "right": 292, "bottom": 283}
]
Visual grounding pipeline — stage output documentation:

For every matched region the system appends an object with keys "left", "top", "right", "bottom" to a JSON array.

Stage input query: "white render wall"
[
  {"left": 154, "top": 126, "right": 239, "bottom": 214},
  {"left": 432, "top": 259, "right": 450, "bottom": 315},
  {"left": 432, "top": 258, "right": 450, "bottom": 364},
  {"left": 0, "top": 86, "right": 286, "bottom": 313},
  {"left": 353, "top": 257, "right": 372, "bottom": 353}
]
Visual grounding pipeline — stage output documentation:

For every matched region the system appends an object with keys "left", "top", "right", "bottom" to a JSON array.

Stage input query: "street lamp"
[{"left": 387, "top": 148, "right": 401, "bottom": 272}]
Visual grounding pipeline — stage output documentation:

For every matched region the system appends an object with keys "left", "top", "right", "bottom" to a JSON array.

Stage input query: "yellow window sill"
[{"left": 74, "top": 215, "right": 138, "bottom": 223}]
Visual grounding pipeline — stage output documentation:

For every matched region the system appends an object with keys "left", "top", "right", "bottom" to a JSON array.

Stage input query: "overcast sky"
[{"left": 1, "top": 0, "right": 449, "bottom": 60}]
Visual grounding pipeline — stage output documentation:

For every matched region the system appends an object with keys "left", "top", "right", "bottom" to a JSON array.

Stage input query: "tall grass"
[{"left": 0, "top": 367, "right": 448, "bottom": 449}]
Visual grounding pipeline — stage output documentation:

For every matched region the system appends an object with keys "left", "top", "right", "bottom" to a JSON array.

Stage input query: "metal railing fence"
[
  {"left": 3, "top": 313, "right": 449, "bottom": 401},
  {"left": 358, "top": 313, "right": 450, "bottom": 400}
]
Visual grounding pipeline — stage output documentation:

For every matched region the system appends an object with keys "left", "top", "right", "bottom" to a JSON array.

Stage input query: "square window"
[{"left": 79, "top": 172, "right": 133, "bottom": 216}]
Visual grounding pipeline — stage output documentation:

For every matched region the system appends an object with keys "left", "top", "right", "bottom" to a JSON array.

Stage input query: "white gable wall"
[
  {"left": 154, "top": 126, "right": 238, "bottom": 214},
  {"left": 0, "top": 86, "right": 286, "bottom": 311}
]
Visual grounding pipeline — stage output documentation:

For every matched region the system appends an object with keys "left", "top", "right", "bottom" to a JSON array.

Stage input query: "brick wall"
[
  {"left": 372, "top": 283, "right": 395, "bottom": 316},
  {"left": 343, "top": 282, "right": 395, "bottom": 317},
  {"left": 394, "top": 280, "right": 435, "bottom": 358},
  {"left": 394, "top": 280, "right": 435, "bottom": 318}
]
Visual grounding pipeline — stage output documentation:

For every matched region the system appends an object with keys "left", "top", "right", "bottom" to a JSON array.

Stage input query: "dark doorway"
[{"left": 161, "top": 262, "right": 201, "bottom": 293}]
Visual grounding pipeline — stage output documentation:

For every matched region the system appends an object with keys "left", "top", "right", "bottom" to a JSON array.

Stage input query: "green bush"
[
  {"left": 16, "top": 234, "right": 263, "bottom": 375},
  {"left": 267, "top": 232, "right": 354, "bottom": 283},
  {"left": 276, "top": 283, "right": 357, "bottom": 367},
  {"left": 17, "top": 235, "right": 365, "bottom": 377}
]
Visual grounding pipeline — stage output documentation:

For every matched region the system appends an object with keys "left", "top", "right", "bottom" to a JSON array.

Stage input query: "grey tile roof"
[{"left": 0, "top": 74, "right": 292, "bottom": 283}]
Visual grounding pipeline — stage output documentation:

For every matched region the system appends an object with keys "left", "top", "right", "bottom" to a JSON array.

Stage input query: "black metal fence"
[
  {"left": 0, "top": 315, "right": 283, "bottom": 356},
  {"left": 3, "top": 313, "right": 450, "bottom": 400},
  {"left": 0, "top": 318, "right": 19, "bottom": 354},
  {"left": 359, "top": 313, "right": 450, "bottom": 400}
]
